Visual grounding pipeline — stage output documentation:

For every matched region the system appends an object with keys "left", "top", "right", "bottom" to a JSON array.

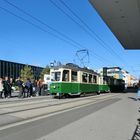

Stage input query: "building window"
[
  {"left": 5, "top": 62, "right": 8, "bottom": 76},
  {"left": 7, "top": 62, "right": 10, "bottom": 77}
]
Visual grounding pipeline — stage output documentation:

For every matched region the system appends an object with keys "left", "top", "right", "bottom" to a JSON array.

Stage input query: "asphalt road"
[{"left": 0, "top": 93, "right": 139, "bottom": 140}]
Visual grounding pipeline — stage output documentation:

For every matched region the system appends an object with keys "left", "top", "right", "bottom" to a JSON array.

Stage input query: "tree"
[
  {"left": 20, "top": 65, "right": 34, "bottom": 83},
  {"left": 40, "top": 65, "right": 50, "bottom": 80}
]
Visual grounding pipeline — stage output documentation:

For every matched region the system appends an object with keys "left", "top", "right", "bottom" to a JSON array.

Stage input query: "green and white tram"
[
  {"left": 50, "top": 63, "right": 104, "bottom": 98},
  {"left": 49, "top": 63, "right": 125, "bottom": 98}
]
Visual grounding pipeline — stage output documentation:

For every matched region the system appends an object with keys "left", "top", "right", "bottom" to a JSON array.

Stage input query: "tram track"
[
  {"left": 0, "top": 94, "right": 99, "bottom": 109},
  {"left": 0, "top": 94, "right": 117, "bottom": 116},
  {"left": 0, "top": 93, "right": 110, "bottom": 109},
  {"left": 0, "top": 94, "right": 120, "bottom": 130},
  {"left": 0, "top": 95, "right": 116, "bottom": 116},
  {"left": 0, "top": 96, "right": 55, "bottom": 105},
  {"left": 0, "top": 98, "right": 58, "bottom": 109}
]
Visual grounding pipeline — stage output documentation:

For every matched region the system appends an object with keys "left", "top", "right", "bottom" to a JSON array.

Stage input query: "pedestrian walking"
[{"left": 0, "top": 78, "right": 4, "bottom": 98}]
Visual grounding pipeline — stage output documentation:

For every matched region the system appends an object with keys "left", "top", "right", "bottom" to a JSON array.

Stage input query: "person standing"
[
  {"left": 0, "top": 78, "right": 4, "bottom": 98},
  {"left": 3, "top": 76, "right": 11, "bottom": 98},
  {"left": 9, "top": 77, "right": 13, "bottom": 97},
  {"left": 37, "top": 79, "right": 43, "bottom": 96},
  {"left": 29, "top": 81, "right": 33, "bottom": 97},
  {"left": 25, "top": 78, "right": 31, "bottom": 97},
  {"left": 16, "top": 77, "right": 24, "bottom": 98},
  {"left": 33, "top": 80, "right": 38, "bottom": 96}
]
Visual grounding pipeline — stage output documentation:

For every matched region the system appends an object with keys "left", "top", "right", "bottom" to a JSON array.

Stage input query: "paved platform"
[
  {"left": 0, "top": 93, "right": 139, "bottom": 140},
  {"left": 38, "top": 93, "right": 139, "bottom": 140}
]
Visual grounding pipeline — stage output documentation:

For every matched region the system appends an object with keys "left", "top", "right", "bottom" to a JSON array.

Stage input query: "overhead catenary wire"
[
  {"left": 0, "top": 6, "right": 81, "bottom": 50},
  {"left": 48, "top": 0, "right": 116, "bottom": 65},
  {"left": 58, "top": 0, "right": 125, "bottom": 62},
  {"left": 0, "top": 6, "right": 105, "bottom": 65},
  {"left": 48, "top": 0, "right": 94, "bottom": 38},
  {"left": 50, "top": 0, "right": 126, "bottom": 64},
  {"left": 1, "top": 2, "right": 137, "bottom": 77},
  {"left": 2, "top": 0, "right": 82, "bottom": 49},
  {"left": 2, "top": 0, "right": 114, "bottom": 65}
]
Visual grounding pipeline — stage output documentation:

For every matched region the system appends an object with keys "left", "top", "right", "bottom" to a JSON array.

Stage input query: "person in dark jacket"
[
  {"left": 25, "top": 78, "right": 31, "bottom": 97},
  {"left": 30, "top": 82, "right": 33, "bottom": 97},
  {"left": 16, "top": 77, "right": 24, "bottom": 98},
  {"left": 3, "top": 76, "right": 11, "bottom": 98}
]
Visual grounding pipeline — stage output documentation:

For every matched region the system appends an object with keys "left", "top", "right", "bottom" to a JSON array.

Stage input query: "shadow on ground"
[{"left": 128, "top": 97, "right": 138, "bottom": 101}]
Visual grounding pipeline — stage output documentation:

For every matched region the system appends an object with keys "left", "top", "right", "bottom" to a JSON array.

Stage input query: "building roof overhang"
[{"left": 89, "top": 0, "right": 140, "bottom": 49}]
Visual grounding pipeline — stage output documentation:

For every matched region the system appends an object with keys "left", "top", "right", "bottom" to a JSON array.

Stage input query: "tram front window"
[{"left": 51, "top": 72, "right": 61, "bottom": 81}]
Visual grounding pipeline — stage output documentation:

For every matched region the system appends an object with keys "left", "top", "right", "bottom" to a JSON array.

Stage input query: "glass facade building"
[{"left": 0, "top": 60, "right": 44, "bottom": 80}]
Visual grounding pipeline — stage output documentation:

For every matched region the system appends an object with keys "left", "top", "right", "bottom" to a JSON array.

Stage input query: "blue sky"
[{"left": 0, "top": 0, "right": 140, "bottom": 78}]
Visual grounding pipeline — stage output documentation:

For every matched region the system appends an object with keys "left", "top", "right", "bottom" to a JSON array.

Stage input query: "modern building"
[
  {"left": 98, "top": 67, "right": 123, "bottom": 79},
  {"left": 127, "top": 74, "right": 138, "bottom": 87},
  {"left": 98, "top": 67, "right": 138, "bottom": 88},
  {"left": 0, "top": 60, "right": 44, "bottom": 80},
  {"left": 105, "top": 67, "right": 123, "bottom": 79}
]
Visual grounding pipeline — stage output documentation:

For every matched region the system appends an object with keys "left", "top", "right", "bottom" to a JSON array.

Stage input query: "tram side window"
[
  {"left": 72, "top": 71, "right": 77, "bottom": 82},
  {"left": 103, "top": 77, "right": 107, "bottom": 84},
  {"left": 89, "top": 74, "right": 92, "bottom": 83},
  {"left": 82, "top": 73, "right": 87, "bottom": 83},
  {"left": 62, "top": 70, "right": 69, "bottom": 81},
  {"left": 93, "top": 75, "right": 97, "bottom": 83}
]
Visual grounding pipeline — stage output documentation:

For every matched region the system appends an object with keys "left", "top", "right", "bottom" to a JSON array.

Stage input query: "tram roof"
[{"left": 51, "top": 64, "right": 99, "bottom": 75}]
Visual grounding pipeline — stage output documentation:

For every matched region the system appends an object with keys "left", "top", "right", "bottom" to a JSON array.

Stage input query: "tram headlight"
[{"left": 50, "top": 85, "right": 59, "bottom": 89}]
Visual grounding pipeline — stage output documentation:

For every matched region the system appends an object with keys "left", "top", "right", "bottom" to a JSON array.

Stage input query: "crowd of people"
[{"left": 0, "top": 76, "right": 46, "bottom": 99}]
